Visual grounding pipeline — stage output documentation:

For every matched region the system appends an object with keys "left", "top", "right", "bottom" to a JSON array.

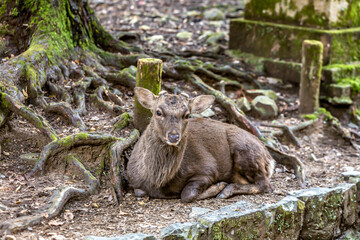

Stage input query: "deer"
[{"left": 127, "top": 87, "right": 275, "bottom": 202}]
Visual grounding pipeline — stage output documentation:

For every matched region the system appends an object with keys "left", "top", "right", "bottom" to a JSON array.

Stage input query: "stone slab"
[
  {"left": 229, "top": 18, "right": 360, "bottom": 65},
  {"left": 244, "top": 0, "right": 360, "bottom": 29},
  {"left": 198, "top": 197, "right": 304, "bottom": 239}
]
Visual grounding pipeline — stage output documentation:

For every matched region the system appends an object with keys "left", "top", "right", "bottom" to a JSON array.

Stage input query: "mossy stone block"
[
  {"left": 160, "top": 222, "right": 207, "bottom": 240},
  {"left": 322, "top": 64, "right": 360, "bottom": 84},
  {"left": 244, "top": 0, "right": 360, "bottom": 29},
  {"left": 264, "top": 59, "right": 302, "bottom": 83},
  {"left": 198, "top": 198, "right": 304, "bottom": 240},
  {"left": 293, "top": 184, "right": 357, "bottom": 240},
  {"left": 229, "top": 19, "right": 360, "bottom": 64}
]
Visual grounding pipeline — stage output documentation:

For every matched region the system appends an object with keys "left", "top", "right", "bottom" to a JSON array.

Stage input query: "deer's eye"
[
  {"left": 184, "top": 113, "right": 190, "bottom": 119},
  {"left": 156, "top": 110, "right": 162, "bottom": 116}
]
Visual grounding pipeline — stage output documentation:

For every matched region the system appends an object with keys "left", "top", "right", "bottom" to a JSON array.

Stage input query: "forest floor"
[{"left": 0, "top": 0, "right": 359, "bottom": 239}]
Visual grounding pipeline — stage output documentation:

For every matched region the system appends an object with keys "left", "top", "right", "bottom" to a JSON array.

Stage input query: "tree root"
[
  {"left": 0, "top": 186, "right": 89, "bottom": 233},
  {"left": 90, "top": 85, "right": 125, "bottom": 115},
  {"left": 261, "top": 120, "right": 317, "bottom": 147},
  {"left": 0, "top": 92, "right": 58, "bottom": 141},
  {"left": 110, "top": 130, "right": 140, "bottom": 203},
  {"left": 112, "top": 112, "right": 133, "bottom": 133},
  {"left": 1, "top": 132, "right": 140, "bottom": 233},
  {"left": 328, "top": 117, "right": 360, "bottom": 151},
  {"left": 27, "top": 132, "right": 118, "bottom": 178},
  {"left": 1, "top": 155, "right": 98, "bottom": 233},
  {"left": 73, "top": 77, "right": 92, "bottom": 115},
  {"left": 266, "top": 146, "right": 306, "bottom": 187},
  {"left": 102, "top": 67, "right": 136, "bottom": 89},
  {"left": 45, "top": 102, "right": 87, "bottom": 130},
  {"left": 186, "top": 73, "right": 263, "bottom": 138}
]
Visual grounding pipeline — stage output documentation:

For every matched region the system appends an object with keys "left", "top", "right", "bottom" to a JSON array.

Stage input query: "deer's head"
[{"left": 135, "top": 87, "right": 215, "bottom": 146}]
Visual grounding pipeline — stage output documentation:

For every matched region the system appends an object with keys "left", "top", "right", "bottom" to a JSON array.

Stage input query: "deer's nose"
[{"left": 168, "top": 132, "right": 180, "bottom": 143}]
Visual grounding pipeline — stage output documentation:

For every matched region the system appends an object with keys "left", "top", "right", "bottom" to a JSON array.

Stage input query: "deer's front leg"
[{"left": 181, "top": 181, "right": 209, "bottom": 202}]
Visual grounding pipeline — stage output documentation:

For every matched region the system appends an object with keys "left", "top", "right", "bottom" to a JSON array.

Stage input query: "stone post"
[
  {"left": 299, "top": 40, "right": 323, "bottom": 114},
  {"left": 133, "top": 58, "right": 163, "bottom": 132}
]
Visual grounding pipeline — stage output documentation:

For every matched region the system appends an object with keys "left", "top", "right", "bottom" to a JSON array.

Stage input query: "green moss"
[
  {"left": 338, "top": 76, "right": 360, "bottom": 95},
  {"left": 302, "top": 107, "right": 333, "bottom": 121},
  {"left": 230, "top": 18, "right": 360, "bottom": 64},
  {"left": 57, "top": 135, "right": 74, "bottom": 147},
  {"left": 245, "top": 0, "right": 360, "bottom": 29}
]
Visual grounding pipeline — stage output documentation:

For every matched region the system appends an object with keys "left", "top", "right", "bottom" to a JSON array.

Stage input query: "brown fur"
[{"left": 127, "top": 87, "right": 275, "bottom": 202}]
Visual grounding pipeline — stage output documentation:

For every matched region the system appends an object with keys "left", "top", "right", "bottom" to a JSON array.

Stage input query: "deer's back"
[{"left": 176, "top": 118, "right": 272, "bottom": 187}]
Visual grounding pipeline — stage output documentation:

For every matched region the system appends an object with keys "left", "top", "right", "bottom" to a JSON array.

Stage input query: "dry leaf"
[{"left": 22, "top": 88, "right": 28, "bottom": 99}]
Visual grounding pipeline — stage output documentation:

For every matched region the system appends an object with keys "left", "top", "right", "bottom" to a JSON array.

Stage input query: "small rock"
[
  {"left": 251, "top": 95, "right": 278, "bottom": 119},
  {"left": 139, "top": 25, "right": 151, "bottom": 31},
  {"left": 0, "top": 203, "right": 9, "bottom": 211},
  {"left": 246, "top": 89, "right": 277, "bottom": 100},
  {"left": 302, "top": 135, "right": 309, "bottom": 141},
  {"left": 148, "top": 35, "right": 164, "bottom": 43},
  {"left": 205, "top": 32, "right": 226, "bottom": 45},
  {"left": 189, "top": 207, "right": 211, "bottom": 218},
  {"left": 236, "top": 97, "right": 251, "bottom": 112},
  {"left": 176, "top": 31, "right": 193, "bottom": 40},
  {"left": 186, "top": 10, "right": 201, "bottom": 17},
  {"left": 203, "top": 8, "right": 225, "bottom": 21},
  {"left": 199, "top": 31, "right": 214, "bottom": 43},
  {"left": 342, "top": 171, "right": 360, "bottom": 184}
]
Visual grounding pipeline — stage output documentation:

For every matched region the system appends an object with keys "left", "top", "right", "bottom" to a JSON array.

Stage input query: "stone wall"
[{"left": 85, "top": 171, "right": 360, "bottom": 240}]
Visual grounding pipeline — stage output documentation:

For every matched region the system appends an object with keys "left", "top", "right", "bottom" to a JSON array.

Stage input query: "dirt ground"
[{"left": 1, "top": 0, "right": 359, "bottom": 239}]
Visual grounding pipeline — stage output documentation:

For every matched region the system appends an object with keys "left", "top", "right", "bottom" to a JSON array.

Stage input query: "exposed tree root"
[
  {"left": 28, "top": 132, "right": 118, "bottom": 178},
  {"left": 112, "top": 112, "right": 133, "bottom": 133},
  {"left": 262, "top": 120, "right": 317, "bottom": 148},
  {"left": 0, "top": 186, "right": 88, "bottom": 233},
  {"left": 90, "top": 85, "right": 125, "bottom": 115},
  {"left": 45, "top": 102, "right": 87, "bottom": 130},
  {"left": 110, "top": 130, "right": 140, "bottom": 203},
  {"left": 0, "top": 92, "right": 58, "bottom": 141},
  {"left": 186, "top": 73, "right": 263, "bottom": 137},
  {"left": 73, "top": 77, "right": 92, "bottom": 115},
  {"left": 266, "top": 146, "right": 306, "bottom": 187},
  {"left": 1, "top": 155, "right": 98, "bottom": 233}
]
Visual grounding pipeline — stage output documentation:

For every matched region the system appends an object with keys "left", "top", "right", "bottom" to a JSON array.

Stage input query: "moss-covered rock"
[
  {"left": 293, "top": 184, "right": 357, "bottom": 240},
  {"left": 198, "top": 197, "right": 304, "bottom": 240},
  {"left": 160, "top": 222, "right": 207, "bottom": 240},
  {"left": 229, "top": 19, "right": 360, "bottom": 65},
  {"left": 251, "top": 95, "right": 278, "bottom": 119},
  {"left": 244, "top": 0, "right": 360, "bottom": 29}
]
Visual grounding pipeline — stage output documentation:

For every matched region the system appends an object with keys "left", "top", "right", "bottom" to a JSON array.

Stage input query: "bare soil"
[{"left": 0, "top": 0, "right": 359, "bottom": 239}]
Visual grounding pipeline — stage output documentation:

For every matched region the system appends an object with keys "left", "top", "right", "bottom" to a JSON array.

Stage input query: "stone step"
[{"left": 229, "top": 18, "right": 360, "bottom": 65}]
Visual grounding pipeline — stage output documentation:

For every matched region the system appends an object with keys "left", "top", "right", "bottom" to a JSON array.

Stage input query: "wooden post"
[
  {"left": 299, "top": 40, "right": 323, "bottom": 114},
  {"left": 133, "top": 58, "right": 163, "bottom": 132}
]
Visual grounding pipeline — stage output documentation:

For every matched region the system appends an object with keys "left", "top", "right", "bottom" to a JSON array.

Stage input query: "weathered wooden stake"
[
  {"left": 299, "top": 40, "right": 323, "bottom": 114},
  {"left": 133, "top": 58, "right": 163, "bottom": 132}
]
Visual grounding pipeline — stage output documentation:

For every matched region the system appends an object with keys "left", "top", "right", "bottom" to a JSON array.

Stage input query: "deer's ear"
[
  {"left": 134, "top": 87, "right": 157, "bottom": 109},
  {"left": 189, "top": 95, "right": 215, "bottom": 114}
]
